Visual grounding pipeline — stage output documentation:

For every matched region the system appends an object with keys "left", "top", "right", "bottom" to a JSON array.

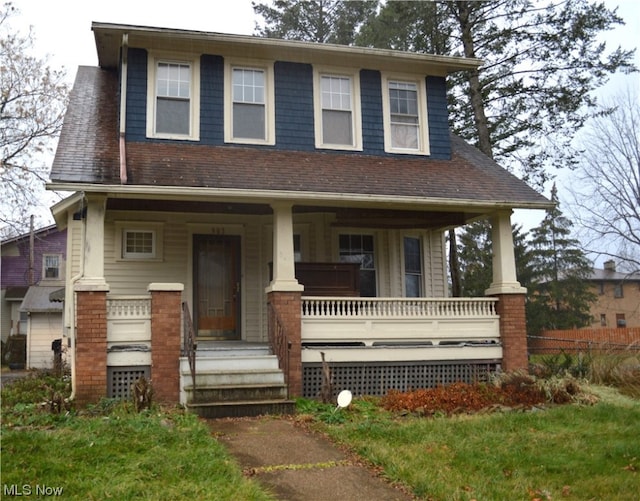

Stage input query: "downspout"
[
  {"left": 119, "top": 34, "right": 128, "bottom": 184},
  {"left": 68, "top": 194, "right": 86, "bottom": 400}
]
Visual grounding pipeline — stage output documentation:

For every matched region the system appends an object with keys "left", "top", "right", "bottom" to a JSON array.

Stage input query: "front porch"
[
  {"left": 62, "top": 195, "right": 529, "bottom": 409},
  {"left": 73, "top": 291, "right": 517, "bottom": 410}
]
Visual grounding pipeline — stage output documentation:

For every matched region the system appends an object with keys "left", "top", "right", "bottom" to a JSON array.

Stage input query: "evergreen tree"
[
  {"left": 361, "top": 0, "right": 636, "bottom": 187},
  {"left": 527, "top": 185, "right": 596, "bottom": 335},
  {"left": 458, "top": 220, "right": 535, "bottom": 297},
  {"left": 252, "top": 0, "right": 377, "bottom": 44}
]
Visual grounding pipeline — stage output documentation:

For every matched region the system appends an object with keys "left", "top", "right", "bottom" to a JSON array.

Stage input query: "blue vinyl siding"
[
  {"left": 274, "top": 62, "right": 314, "bottom": 151},
  {"left": 200, "top": 55, "right": 224, "bottom": 144},
  {"left": 426, "top": 76, "right": 450, "bottom": 159},
  {"left": 360, "top": 69, "right": 385, "bottom": 155},
  {"left": 124, "top": 48, "right": 450, "bottom": 158},
  {"left": 125, "top": 48, "right": 148, "bottom": 142}
]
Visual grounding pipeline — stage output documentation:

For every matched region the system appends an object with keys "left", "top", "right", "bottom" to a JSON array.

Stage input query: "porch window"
[
  {"left": 339, "top": 234, "right": 376, "bottom": 297},
  {"left": 123, "top": 230, "right": 155, "bottom": 259},
  {"left": 43, "top": 254, "right": 60, "bottom": 280},
  {"left": 313, "top": 69, "right": 362, "bottom": 150},
  {"left": 115, "top": 222, "right": 164, "bottom": 262},
  {"left": 225, "top": 61, "right": 275, "bottom": 145},
  {"left": 381, "top": 74, "right": 429, "bottom": 155},
  {"left": 403, "top": 237, "right": 423, "bottom": 297},
  {"left": 147, "top": 56, "right": 200, "bottom": 140}
]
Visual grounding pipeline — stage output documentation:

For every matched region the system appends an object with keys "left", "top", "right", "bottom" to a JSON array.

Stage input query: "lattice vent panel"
[
  {"left": 302, "top": 361, "right": 499, "bottom": 399},
  {"left": 107, "top": 366, "right": 150, "bottom": 399}
]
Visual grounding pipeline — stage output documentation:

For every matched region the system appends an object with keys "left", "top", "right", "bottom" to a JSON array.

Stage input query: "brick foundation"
[
  {"left": 150, "top": 287, "right": 182, "bottom": 403},
  {"left": 75, "top": 290, "right": 108, "bottom": 405},
  {"left": 494, "top": 293, "right": 528, "bottom": 372},
  {"left": 267, "top": 291, "right": 302, "bottom": 397}
]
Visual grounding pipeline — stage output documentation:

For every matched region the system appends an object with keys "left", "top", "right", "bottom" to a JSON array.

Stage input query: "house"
[
  {"left": 1, "top": 225, "right": 67, "bottom": 369},
  {"left": 588, "top": 260, "right": 640, "bottom": 328},
  {"left": 47, "top": 23, "right": 550, "bottom": 415}
]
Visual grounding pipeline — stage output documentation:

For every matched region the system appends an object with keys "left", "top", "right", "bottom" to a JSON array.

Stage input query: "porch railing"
[
  {"left": 267, "top": 302, "right": 291, "bottom": 397},
  {"left": 301, "top": 296, "right": 500, "bottom": 350},
  {"left": 302, "top": 297, "right": 498, "bottom": 318},
  {"left": 182, "top": 302, "right": 196, "bottom": 392}
]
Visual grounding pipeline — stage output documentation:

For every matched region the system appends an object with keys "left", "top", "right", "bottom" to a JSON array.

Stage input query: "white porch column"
[
  {"left": 75, "top": 194, "right": 109, "bottom": 290},
  {"left": 266, "top": 202, "right": 303, "bottom": 292},
  {"left": 485, "top": 210, "right": 526, "bottom": 295}
]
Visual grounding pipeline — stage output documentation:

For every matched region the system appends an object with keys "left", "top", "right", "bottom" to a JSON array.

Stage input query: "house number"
[{"left": 211, "top": 227, "right": 225, "bottom": 235}]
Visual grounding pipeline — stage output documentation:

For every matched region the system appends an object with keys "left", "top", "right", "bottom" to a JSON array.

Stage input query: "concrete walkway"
[{"left": 208, "top": 417, "right": 414, "bottom": 501}]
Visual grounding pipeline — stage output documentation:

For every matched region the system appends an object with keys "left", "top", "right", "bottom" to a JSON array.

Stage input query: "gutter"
[{"left": 45, "top": 182, "right": 553, "bottom": 211}]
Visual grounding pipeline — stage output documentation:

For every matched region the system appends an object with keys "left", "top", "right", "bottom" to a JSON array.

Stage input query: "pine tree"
[
  {"left": 252, "top": 0, "right": 377, "bottom": 44},
  {"left": 527, "top": 185, "right": 596, "bottom": 335}
]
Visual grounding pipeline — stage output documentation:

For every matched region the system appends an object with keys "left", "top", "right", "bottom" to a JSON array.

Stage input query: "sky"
[{"left": 9, "top": 0, "right": 640, "bottom": 243}]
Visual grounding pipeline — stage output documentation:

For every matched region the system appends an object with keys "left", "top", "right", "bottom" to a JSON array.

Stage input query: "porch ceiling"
[{"left": 106, "top": 198, "right": 474, "bottom": 229}]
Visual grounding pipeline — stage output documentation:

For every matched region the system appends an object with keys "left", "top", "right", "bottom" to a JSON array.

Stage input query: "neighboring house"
[
  {"left": 1, "top": 225, "right": 67, "bottom": 369},
  {"left": 587, "top": 260, "right": 640, "bottom": 328},
  {"left": 47, "top": 23, "right": 550, "bottom": 415}
]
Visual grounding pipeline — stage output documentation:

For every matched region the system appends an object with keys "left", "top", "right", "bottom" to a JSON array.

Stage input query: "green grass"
[
  {"left": 1, "top": 375, "right": 274, "bottom": 501},
  {"left": 307, "top": 391, "right": 640, "bottom": 500}
]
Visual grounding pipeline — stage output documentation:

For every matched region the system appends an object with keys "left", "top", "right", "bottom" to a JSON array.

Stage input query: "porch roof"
[{"left": 48, "top": 67, "right": 550, "bottom": 213}]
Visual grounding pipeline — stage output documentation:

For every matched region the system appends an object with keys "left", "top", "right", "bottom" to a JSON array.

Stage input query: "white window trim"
[
  {"left": 114, "top": 222, "right": 164, "bottom": 262},
  {"left": 42, "top": 254, "right": 62, "bottom": 280},
  {"left": 313, "top": 67, "right": 363, "bottom": 151},
  {"left": 381, "top": 72, "right": 430, "bottom": 155},
  {"left": 224, "top": 58, "right": 275, "bottom": 145},
  {"left": 146, "top": 52, "right": 201, "bottom": 141}
]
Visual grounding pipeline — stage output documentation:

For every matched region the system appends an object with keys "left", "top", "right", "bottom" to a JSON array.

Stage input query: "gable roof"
[{"left": 49, "top": 67, "right": 549, "bottom": 214}]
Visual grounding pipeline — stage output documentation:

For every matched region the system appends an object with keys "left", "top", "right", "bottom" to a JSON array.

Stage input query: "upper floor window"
[
  {"left": 147, "top": 55, "right": 200, "bottom": 140},
  {"left": 225, "top": 61, "right": 275, "bottom": 145},
  {"left": 43, "top": 254, "right": 60, "bottom": 280},
  {"left": 313, "top": 69, "right": 362, "bottom": 150},
  {"left": 614, "top": 283, "right": 624, "bottom": 298},
  {"left": 381, "top": 74, "right": 429, "bottom": 155}
]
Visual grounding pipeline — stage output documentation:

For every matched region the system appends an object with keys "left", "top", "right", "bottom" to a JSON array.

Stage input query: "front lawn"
[
  {"left": 1, "top": 374, "right": 273, "bottom": 501},
  {"left": 303, "top": 385, "right": 640, "bottom": 500}
]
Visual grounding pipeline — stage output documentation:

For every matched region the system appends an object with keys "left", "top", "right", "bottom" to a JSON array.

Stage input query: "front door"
[{"left": 193, "top": 235, "right": 241, "bottom": 340}]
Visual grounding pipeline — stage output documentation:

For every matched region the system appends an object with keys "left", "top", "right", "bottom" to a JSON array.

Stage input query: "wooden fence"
[{"left": 528, "top": 328, "right": 640, "bottom": 354}]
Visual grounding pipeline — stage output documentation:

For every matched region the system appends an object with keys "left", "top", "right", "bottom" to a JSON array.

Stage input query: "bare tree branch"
[
  {"left": 0, "top": 2, "right": 69, "bottom": 238},
  {"left": 567, "top": 85, "right": 640, "bottom": 273}
]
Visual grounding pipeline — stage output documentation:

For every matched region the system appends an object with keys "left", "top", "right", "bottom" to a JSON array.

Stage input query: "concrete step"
[
  {"left": 187, "top": 399, "right": 296, "bottom": 419},
  {"left": 186, "top": 368, "right": 286, "bottom": 387},
  {"left": 186, "top": 383, "right": 288, "bottom": 403},
  {"left": 193, "top": 341, "right": 271, "bottom": 357},
  {"left": 180, "top": 354, "right": 280, "bottom": 373}
]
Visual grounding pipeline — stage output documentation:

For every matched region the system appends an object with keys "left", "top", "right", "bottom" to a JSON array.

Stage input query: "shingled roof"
[{"left": 50, "top": 66, "right": 549, "bottom": 210}]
